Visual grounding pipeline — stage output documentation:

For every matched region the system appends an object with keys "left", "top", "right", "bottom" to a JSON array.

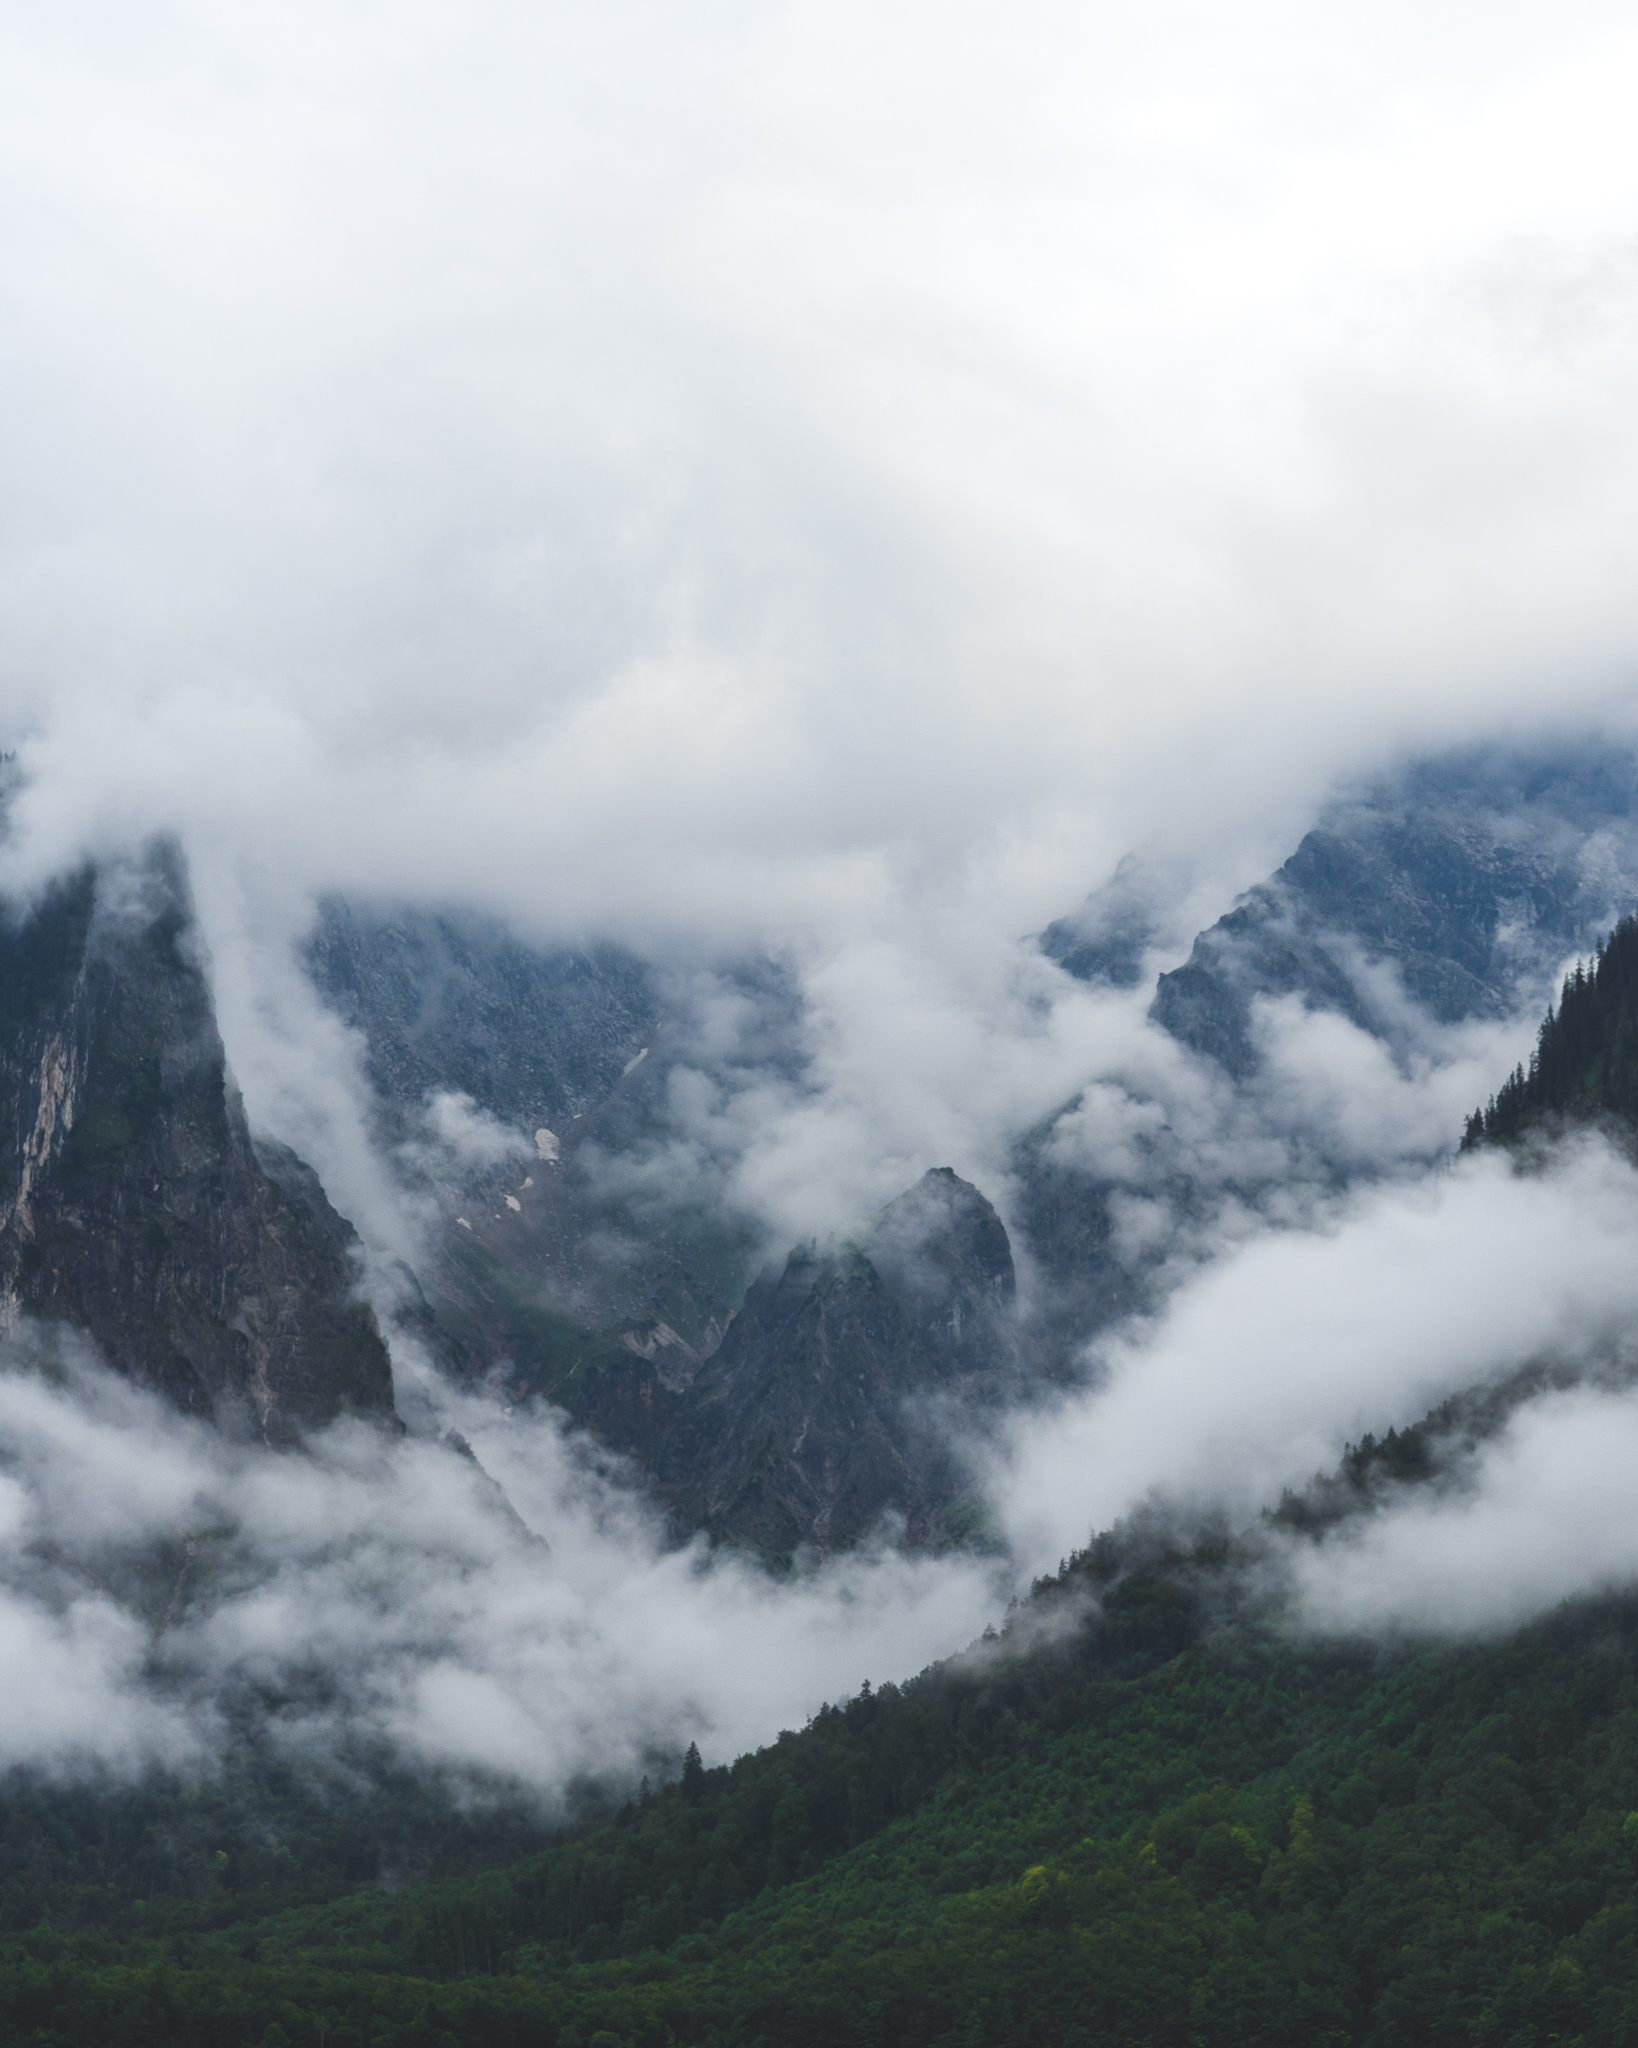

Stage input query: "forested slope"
[
  {"left": 11, "top": 1498, "right": 1638, "bottom": 2045},
  {"left": 1465, "top": 910, "right": 1638, "bottom": 1146}
]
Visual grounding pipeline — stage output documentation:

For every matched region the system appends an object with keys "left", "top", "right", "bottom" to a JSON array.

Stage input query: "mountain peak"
[{"left": 0, "top": 844, "right": 396, "bottom": 1441}]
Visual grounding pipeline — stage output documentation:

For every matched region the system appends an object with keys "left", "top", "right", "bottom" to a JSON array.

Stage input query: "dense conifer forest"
[
  {"left": 1464, "top": 911, "right": 1638, "bottom": 1146},
  {"left": 10, "top": 1499, "right": 1638, "bottom": 2044}
]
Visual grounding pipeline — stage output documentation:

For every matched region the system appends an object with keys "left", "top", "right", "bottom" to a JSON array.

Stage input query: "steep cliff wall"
[
  {"left": 0, "top": 846, "right": 396, "bottom": 1441},
  {"left": 654, "top": 1170, "right": 1022, "bottom": 1557}
]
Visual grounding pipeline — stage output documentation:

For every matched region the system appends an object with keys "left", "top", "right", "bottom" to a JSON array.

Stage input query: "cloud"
[
  {"left": 0, "top": 1327, "right": 999, "bottom": 1791},
  {"left": 1288, "top": 1384, "right": 1638, "bottom": 1634},
  {"left": 419, "top": 1089, "right": 534, "bottom": 1172},
  {"left": 0, "top": 0, "right": 1634, "bottom": 1266},
  {"left": 1, "top": 1, "right": 1638, "bottom": 1750},
  {"left": 4, "top": 1, "right": 1638, "bottom": 953},
  {"left": 992, "top": 1136, "right": 1638, "bottom": 1576}
]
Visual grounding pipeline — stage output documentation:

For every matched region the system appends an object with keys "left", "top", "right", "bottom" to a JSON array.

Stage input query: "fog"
[
  {"left": 1286, "top": 1384, "right": 1638, "bottom": 1634},
  {"left": 6, "top": 0, "right": 1638, "bottom": 1250},
  {"left": 6, "top": 2, "right": 1638, "bottom": 943},
  {"left": 4, "top": 2, "right": 1638, "bottom": 1780},
  {"left": 0, "top": 1326, "right": 999, "bottom": 1785},
  {"left": 993, "top": 1136, "right": 1638, "bottom": 1577}
]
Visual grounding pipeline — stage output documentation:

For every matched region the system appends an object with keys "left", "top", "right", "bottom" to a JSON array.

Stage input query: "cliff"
[{"left": 0, "top": 845, "right": 395, "bottom": 1441}]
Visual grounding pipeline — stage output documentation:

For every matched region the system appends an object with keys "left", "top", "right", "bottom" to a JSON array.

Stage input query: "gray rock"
[
  {"left": 653, "top": 1169, "right": 1022, "bottom": 1557},
  {"left": 0, "top": 844, "right": 395, "bottom": 1441}
]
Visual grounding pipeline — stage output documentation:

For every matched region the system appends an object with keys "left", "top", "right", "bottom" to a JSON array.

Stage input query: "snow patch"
[{"left": 534, "top": 1129, "right": 559, "bottom": 1162}]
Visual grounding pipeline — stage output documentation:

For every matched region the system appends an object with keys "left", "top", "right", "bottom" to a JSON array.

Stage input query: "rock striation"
[{"left": 0, "top": 845, "right": 395, "bottom": 1441}]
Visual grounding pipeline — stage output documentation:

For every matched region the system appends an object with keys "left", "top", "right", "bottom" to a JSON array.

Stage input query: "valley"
[{"left": 2, "top": 743, "right": 1638, "bottom": 2040}]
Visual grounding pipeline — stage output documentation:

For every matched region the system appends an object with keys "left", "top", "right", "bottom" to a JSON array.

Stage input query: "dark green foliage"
[
  {"left": 1270, "top": 1424, "right": 1438, "bottom": 1534},
  {"left": 12, "top": 1588, "right": 1638, "bottom": 2042},
  {"left": 1465, "top": 911, "right": 1638, "bottom": 1146}
]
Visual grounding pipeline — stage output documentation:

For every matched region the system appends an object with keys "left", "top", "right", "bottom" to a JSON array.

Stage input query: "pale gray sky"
[{"left": 2, "top": 6, "right": 1638, "bottom": 1750}]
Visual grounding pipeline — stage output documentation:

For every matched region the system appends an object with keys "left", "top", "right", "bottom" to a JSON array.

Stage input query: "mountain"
[
  {"left": 1054, "top": 741, "right": 1638, "bottom": 1075},
  {"left": 10, "top": 766, "right": 1638, "bottom": 2041},
  {"left": 438, "top": 1164, "right": 1025, "bottom": 1560},
  {"left": 652, "top": 1169, "right": 1023, "bottom": 1556},
  {"left": 305, "top": 894, "right": 1027, "bottom": 1553},
  {"left": 1018, "top": 741, "right": 1638, "bottom": 1364},
  {"left": 306, "top": 897, "right": 660, "bottom": 1139},
  {"left": 0, "top": 845, "right": 394, "bottom": 1441},
  {"left": 305, "top": 899, "right": 792, "bottom": 1378},
  {"left": 299, "top": 742, "right": 1638, "bottom": 1538},
  {"left": 303, "top": 902, "right": 1038, "bottom": 1556}
]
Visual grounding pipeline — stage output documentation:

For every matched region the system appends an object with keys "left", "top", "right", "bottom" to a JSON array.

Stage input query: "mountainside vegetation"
[
  {"left": 1465, "top": 912, "right": 1638, "bottom": 1148},
  {"left": 9, "top": 1425, "right": 1638, "bottom": 2045}
]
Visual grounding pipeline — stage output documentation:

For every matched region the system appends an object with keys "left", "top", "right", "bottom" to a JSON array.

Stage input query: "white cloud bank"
[
  {"left": 993, "top": 1137, "right": 1638, "bottom": 1577},
  {"left": 3, "top": 1, "right": 1638, "bottom": 944},
  {"left": 0, "top": 1330, "right": 998, "bottom": 1785},
  {"left": 0, "top": 1, "right": 1637, "bottom": 1757},
  {"left": 0, "top": 0, "right": 1633, "bottom": 1258},
  {"left": 1290, "top": 1385, "right": 1638, "bottom": 1635}
]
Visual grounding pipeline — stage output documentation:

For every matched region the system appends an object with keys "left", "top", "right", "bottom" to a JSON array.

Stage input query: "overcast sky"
[
  {"left": 3, "top": 0, "right": 1638, "bottom": 956},
  {"left": 5, "top": 6, "right": 1638, "bottom": 1760}
]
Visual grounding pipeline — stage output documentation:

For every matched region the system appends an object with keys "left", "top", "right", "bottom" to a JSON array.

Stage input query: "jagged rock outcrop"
[
  {"left": 1153, "top": 745, "right": 1638, "bottom": 1076},
  {"left": 304, "top": 900, "right": 798, "bottom": 1384},
  {"left": 1149, "top": 817, "right": 1591, "bottom": 1078},
  {"left": 1016, "top": 742, "right": 1638, "bottom": 1367},
  {"left": 1046, "top": 743, "right": 1638, "bottom": 1076},
  {"left": 0, "top": 846, "right": 395, "bottom": 1441},
  {"left": 653, "top": 1169, "right": 1022, "bottom": 1558}
]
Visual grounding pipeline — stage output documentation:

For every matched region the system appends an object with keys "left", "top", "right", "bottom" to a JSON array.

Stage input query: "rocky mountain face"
[
  {"left": 284, "top": 741, "right": 1638, "bottom": 1552},
  {"left": 1051, "top": 742, "right": 1638, "bottom": 1071},
  {"left": 0, "top": 846, "right": 394, "bottom": 1441},
  {"left": 1022, "top": 741, "right": 1638, "bottom": 1364},
  {"left": 306, "top": 900, "right": 659, "bottom": 1138},
  {"left": 304, "top": 900, "right": 797, "bottom": 1433},
  {"left": 652, "top": 1169, "right": 1022, "bottom": 1557},
  {"left": 402, "top": 1154, "right": 1022, "bottom": 1559}
]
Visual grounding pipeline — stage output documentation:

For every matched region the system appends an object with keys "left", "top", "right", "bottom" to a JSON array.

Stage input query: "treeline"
[
  {"left": 10, "top": 1590, "right": 1638, "bottom": 2042},
  {"left": 13, "top": 1410, "right": 1638, "bottom": 2038},
  {"left": 83, "top": 1529, "right": 1258, "bottom": 1987},
  {"left": 1464, "top": 909, "right": 1638, "bottom": 1146},
  {"left": 0, "top": 1520, "right": 1249, "bottom": 1988},
  {"left": 0, "top": 1738, "right": 565, "bottom": 1949}
]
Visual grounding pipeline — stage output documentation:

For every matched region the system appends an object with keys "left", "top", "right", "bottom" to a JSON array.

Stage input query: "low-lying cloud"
[
  {"left": 993, "top": 1136, "right": 1638, "bottom": 1578},
  {"left": 1288, "top": 1384, "right": 1638, "bottom": 1635},
  {"left": 0, "top": 1327, "right": 999, "bottom": 1789}
]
